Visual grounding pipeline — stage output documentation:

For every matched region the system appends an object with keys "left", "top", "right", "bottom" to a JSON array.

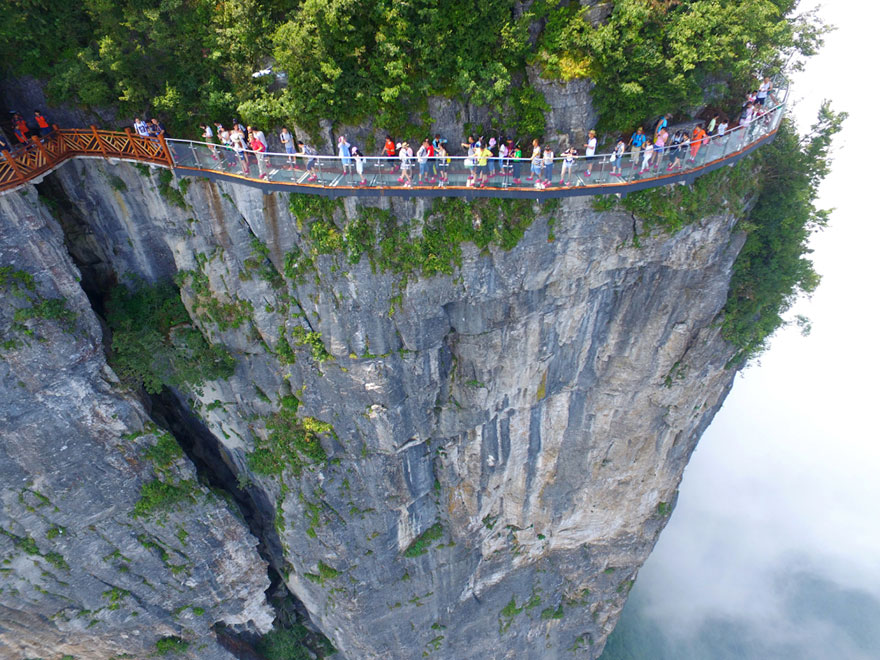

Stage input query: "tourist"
[
  {"left": 351, "top": 146, "right": 366, "bottom": 185},
  {"left": 610, "top": 137, "right": 625, "bottom": 177},
  {"left": 253, "top": 127, "right": 270, "bottom": 167},
  {"left": 417, "top": 139, "right": 430, "bottom": 184},
  {"left": 33, "top": 110, "right": 51, "bottom": 136},
  {"left": 298, "top": 141, "right": 318, "bottom": 182},
  {"left": 461, "top": 135, "right": 476, "bottom": 181},
  {"left": 689, "top": 123, "right": 707, "bottom": 162},
  {"left": 436, "top": 142, "right": 448, "bottom": 187},
  {"left": 707, "top": 113, "right": 719, "bottom": 135},
  {"left": 511, "top": 142, "right": 523, "bottom": 185},
  {"left": 560, "top": 146, "right": 576, "bottom": 186},
  {"left": 430, "top": 134, "right": 446, "bottom": 178},
  {"left": 249, "top": 130, "right": 268, "bottom": 179},
  {"left": 12, "top": 122, "right": 28, "bottom": 145},
  {"left": 230, "top": 127, "right": 249, "bottom": 174},
  {"left": 215, "top": 124, "right": 233, "bottom": 168},
  {"left": 654, "top": 113, "right": 671, "bottom": 140},
  {"left": 628, "top": 126, "right": 646, "bottom": 168},
  {"left": 200, "top": 123, "right": 217, "bottom": 160},
  {"left": 499, "top": 139, "right": 510, "bottom": 180},
  {"left": 150, "top": 118, "right": 166, "bottom": 138},
  {"left": 666, "top": 130, "right": 687, "bottom": 171},
  {"left": 541, "top": 144, "right": 554, "bottom": 189},
  {"left": 757, "top": 77, "right": 772, "bottom": 106},
  {"left": 398, "top": 141, "right": 413, "bottom": 187},
  {"left": 384, "top": 135, "right": 397, "bottom": 171},
  {"left": 583, "top": 129, "right": 598, "bottom": 176},
  {"left": 717, "top": 117, "right": 729, "bottom": 136},
  {"left": 487, "top": 137, "right": 498, "bottom": 177},
  {"left": 477, "top": 141, "right": 492, "bottom": 187},
  {"left": 338, "top": 135, "right": 352, "bottom": 178},
  {"left": 529, "top": 138, "right": 542, "bottom": 181},
  {"left": 13, "top": 114, "right": 29, "bottom": 141},
  {"left": 279, "top": 127, "right": 295, "bottom": 167},
  {"left": 134, "top": 118, "right": 150, "bottom": 138},
  {"left": 653, "top": 127, "right": 668, "bottom": 170},
  {"left": 639, "top": 140, "right": 654, "bottom": 173},
  {"left": 0, "top": 132, "right": 11, "bottom": 153}
]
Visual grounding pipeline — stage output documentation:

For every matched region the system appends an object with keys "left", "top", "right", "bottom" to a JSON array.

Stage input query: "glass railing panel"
[{"left": 157, "top": 83, "right": 789, "bottom": 194}]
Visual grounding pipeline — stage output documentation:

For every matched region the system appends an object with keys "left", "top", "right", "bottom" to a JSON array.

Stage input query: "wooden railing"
[{"left": 0, "top": 127, "right": 173, "bottom": 193}]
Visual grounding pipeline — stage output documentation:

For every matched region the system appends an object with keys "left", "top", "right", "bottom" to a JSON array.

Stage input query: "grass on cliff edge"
[{"left": 106, "top": 279, "right": 235, "bottom": 394}]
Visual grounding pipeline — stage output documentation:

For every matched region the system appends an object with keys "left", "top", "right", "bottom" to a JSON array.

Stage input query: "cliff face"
[
  {"left": 0, "top": 186, "right": 273, "bottom": 659},
  {"left": 0, "top": 156, "right": 744, "bottom": 659}
]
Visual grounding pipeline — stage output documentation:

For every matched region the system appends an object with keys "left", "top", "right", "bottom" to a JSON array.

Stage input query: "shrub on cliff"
[
  {"left": 106, "top": 279, "right": 235, "bottom": 394},
  {"left": 722, "top": 103, "right": 845, "bottom": 364}
]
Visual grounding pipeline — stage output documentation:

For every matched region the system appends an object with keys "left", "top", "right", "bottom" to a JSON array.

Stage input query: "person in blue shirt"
[{"left": 628, "top": 126, "right": 647, "bottom": 168}]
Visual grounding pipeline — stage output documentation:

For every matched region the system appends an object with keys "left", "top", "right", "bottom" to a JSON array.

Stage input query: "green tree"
[
  {"left": 723, "top": 102, "right": 846, "bottom": 363},
  {"left": 106, "top": 279, "right": 235, "bottom": 394},
  {"left": 535, "top": 0, "right": 827, "bottom": 129}
]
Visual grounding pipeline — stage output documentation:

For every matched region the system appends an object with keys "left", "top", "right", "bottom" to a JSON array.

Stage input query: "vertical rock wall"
[
  {"left": 2, "top": 156, "right": 745, "bottom": 659},
  {"left": 0, "top": 187, "right": 273, "bottom": 660}
]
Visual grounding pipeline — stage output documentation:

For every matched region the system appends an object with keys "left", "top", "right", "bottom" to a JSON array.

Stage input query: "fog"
[{"left": 602, "top": 3, "right": 880, "bottom": 658}]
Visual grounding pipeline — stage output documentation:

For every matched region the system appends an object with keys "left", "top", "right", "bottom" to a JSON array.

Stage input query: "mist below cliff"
[{"left": 600, "top": 7, "right": 880, "bottom": 653}]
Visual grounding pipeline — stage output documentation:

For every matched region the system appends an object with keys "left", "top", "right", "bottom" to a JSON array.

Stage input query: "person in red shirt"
[
  {"left": 34, "top": 110, "right": 51, "bottom": 136},
  {"left": 13, "top": 113, "right": 29, "bottom": 144},
  {"left": 384, "top": 135, "right": 396, "bottom": 172},
  {"left": 689, "top": 124, "right": 707, "bottom": 163},
  {"left": 426, "top": 140, "right": 435, "bottom": 183}
]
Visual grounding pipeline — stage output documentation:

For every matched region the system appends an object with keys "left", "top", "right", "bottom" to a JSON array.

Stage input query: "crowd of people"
[
  {"left": 2, "top": 76, "right": 777, "bottom": 192},
  {"left": 187, "top": 77, "right": 777, "bottom": 189},
  {"left": 0, "top": 110, "right": 54, "bottom": 153}
]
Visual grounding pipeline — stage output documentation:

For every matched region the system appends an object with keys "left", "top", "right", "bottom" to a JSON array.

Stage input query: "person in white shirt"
[
  {"left": 134, "top": 118, "right": 149, "bottom": 137},
  {"left": 583, "top": 129, "right": 598, "bottom": 176},
  {"left": 560, "top": 147, "right": 576, "bottom": 185},
  {"left": 756, "top": 77, "right": 772, "bottom": 106}
]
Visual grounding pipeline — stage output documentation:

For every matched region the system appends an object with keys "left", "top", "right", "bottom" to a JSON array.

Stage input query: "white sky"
[{"left": 629, "top": 0, "right": 880, "bottom": 637}]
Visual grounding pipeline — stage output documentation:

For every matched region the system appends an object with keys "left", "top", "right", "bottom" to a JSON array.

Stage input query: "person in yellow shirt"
[{"left": 477, "top": 144, "right": 493, "bottom": 187}]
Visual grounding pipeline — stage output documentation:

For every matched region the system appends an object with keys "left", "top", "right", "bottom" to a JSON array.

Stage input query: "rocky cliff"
[{"left": 0, "top": 156, "right": 745, "bottom": 659}]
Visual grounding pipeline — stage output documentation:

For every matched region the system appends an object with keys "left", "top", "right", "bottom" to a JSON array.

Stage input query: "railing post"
[
  {"left": 124, "top": 127, "right": 138, "bottom": 157},
  {"left": 157, "top": 133, "right": 175, "bottom": 169},
  {"left": 190, "top": 142, "right": 201, "bottom": 168},
  {"left": 90, "top": 125, "right": 109, "bottom": 159},
  {"left": 52, "top": 126, "right": 67, "bottom": 158},
  {"left": 30, "top": 134, "right": 50, "bottom": 165},
  {"left": 3, "top": 149, "right": 27, "bottom": 184}
]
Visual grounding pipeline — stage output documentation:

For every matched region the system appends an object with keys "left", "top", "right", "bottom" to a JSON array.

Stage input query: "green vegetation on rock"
[
  {"left": 722, "top": 105, "right": 845, "bottom": 364},
  {"left": 534, "top": 0, "right": 826, "bottom": 130},
  {"left": 286, "top": 194, "right": 540, "bottom": 287},
  {"left": 256, "top": 624, "right": 321, "bottom": 660},
  {"left": 133, "top": 479, "right": 198, "bottom": 518},
  {"left": 155, "top": 636, "right": 189, "bottom": 655},
  {"left": 247, "top": 395, "right": 334, "bottom": 477},
  {"left": 593, "top": 105, "right": 843, "bottom": 365},
  {"left": 106, "top": 279, "right": 235, "bottom": 394},
  {"left": 304, "top": 560, "right": 341, "bottom": 586},
  {"left": 403, "top": 522, "right": 444, "bottom": 558}
]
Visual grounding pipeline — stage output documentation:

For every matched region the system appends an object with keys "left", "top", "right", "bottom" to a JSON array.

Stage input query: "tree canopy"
[{"left": 0, "top": 0, "right": 825, "bottom": 137}]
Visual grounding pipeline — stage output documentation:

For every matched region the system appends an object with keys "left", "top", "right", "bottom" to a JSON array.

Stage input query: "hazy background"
[{"left": 601, "top": 3, "right": 880, "bottom": 658}]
